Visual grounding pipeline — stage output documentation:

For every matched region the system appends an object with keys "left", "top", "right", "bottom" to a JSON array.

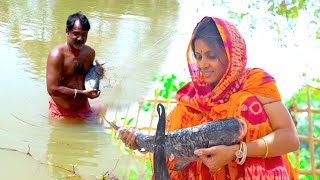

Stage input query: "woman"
[{"left": 120, "top": 16, "right": 299, "bottom": 179}]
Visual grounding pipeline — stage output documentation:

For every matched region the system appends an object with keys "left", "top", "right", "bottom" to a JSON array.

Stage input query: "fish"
[
  {"left": 103, "top": 103, "right": 247, "bottom": 174},
  {"left": 85, "top": 65, "right": 100, "bottom": 91},
  {"left": 85, "top": 61, "right": 105, "bottom": 91}
]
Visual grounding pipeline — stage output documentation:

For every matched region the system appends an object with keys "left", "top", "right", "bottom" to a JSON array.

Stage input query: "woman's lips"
[{"left": 202, "top": 71, "right": 213, "bottom": 78}]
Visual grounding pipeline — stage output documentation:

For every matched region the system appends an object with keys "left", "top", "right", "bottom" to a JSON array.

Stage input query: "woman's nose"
[{"left": 199, "top": 59, "right": 209, "bottom": 69}]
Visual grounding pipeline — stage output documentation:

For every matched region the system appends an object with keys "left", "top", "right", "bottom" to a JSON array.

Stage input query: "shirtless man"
[{"left": 46, "top": 12, "right": 104, "bottom": 120}]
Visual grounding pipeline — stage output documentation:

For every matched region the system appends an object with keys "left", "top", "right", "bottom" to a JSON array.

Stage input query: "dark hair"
[
  {"left": 66, "top": 12, "right": 91, "bottom": 31},
  {"left": 191, "top": 17, "right": 225, "bottom": 59}
]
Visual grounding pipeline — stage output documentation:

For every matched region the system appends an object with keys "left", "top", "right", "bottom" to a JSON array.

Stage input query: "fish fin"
[
  {"left": 171, "top": 161, "right": 191, "bottom": 171},
  {"left": 153, "top": 103, "right": 170, "bottom": 180}
]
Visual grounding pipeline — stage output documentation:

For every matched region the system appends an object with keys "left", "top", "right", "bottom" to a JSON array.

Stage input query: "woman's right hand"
[{"left": 118, "top": 128, "right": 141, "bottom": 150}]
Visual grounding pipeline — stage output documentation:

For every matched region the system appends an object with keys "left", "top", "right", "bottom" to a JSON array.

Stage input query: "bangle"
[
  {"left": 235, "top": 141, "right": 247, "bottom": 165},
  {"left": 74, "top": 89, "right": 77, "bottom": 98},
  {"left": 261, "top": 137, "right": 269, "bottom": 158}
]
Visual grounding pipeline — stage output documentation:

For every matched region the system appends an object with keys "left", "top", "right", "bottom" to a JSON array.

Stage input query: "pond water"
[{"left": 0, "top": 0, "right": 216, "bottom": 179}]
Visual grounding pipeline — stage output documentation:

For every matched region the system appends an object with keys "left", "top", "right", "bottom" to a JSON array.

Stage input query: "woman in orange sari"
[{"left": 120, "top": 16, "right": 299, "bottom": 179}]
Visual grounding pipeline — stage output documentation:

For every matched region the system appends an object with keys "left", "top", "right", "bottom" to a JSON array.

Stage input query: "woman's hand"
[
  {"left": 194, "top": 144, "right": 238, "bottom": 174},
  {"left": 118, "top": 128, "right": 141, "bottom": 150}
]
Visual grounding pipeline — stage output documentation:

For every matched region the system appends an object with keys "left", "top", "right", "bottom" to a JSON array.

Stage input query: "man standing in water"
[{"left": 46, "top": 12, "right": 105, "bottom": 120}]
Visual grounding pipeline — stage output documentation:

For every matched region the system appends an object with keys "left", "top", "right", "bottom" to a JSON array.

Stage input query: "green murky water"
[{"left": 0, "top": 0, "right": 212, "bottom": 179}]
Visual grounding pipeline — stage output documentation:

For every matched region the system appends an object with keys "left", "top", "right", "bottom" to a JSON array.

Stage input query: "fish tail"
[
  {"left": 153, "top": 103, "right": 170, "bottom": 180},
  {"left": 102, "top": 115, "right": 120, "bottom": 131}
]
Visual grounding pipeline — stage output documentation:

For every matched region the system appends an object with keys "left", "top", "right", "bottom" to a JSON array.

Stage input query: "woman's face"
[{"left": 194, "top": 38, "right": 228, "bottom": 87}]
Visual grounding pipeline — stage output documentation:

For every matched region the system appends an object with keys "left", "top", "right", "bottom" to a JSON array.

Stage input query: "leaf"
[
  {"left": 288, "top": 6, "right": 299, "bottom": 18},
  {"left": 316, "top": 31, "right": 320, "bottom": 39},
  {"left": 179, "top": 82, "right": 186, "bottom": 88},
  {"left": 141, "top": 102, "right": 153, "bottom": 112},
  {"left": 314, "top": 8, "right": 320, "bottom": 18},
  {"left": 126, "top": 117, "right": 134, "bottom": 126}
]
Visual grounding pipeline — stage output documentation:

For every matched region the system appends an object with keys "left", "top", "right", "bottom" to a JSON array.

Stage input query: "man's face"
[{"left": 66, "top": 20, "right": 88, "bottom": 50}]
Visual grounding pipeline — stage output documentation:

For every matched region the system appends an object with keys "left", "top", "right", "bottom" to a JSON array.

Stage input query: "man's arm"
[{"left": 46, "top": 47, "right": 75, "bottom": 98}]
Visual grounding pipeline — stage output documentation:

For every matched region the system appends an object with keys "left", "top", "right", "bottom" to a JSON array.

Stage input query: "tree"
[{"left": 215, "top": 0, "right": 320, "bottom": 47}]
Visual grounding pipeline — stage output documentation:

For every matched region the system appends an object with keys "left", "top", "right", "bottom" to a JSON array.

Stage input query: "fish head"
[{"left": 85, "top": 66, "right": 100, "bottom": 90}]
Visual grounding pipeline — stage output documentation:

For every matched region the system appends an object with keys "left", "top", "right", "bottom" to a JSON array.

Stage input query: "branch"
[
  {"left": 0, "top": 145, "right": 93, "bottom": 180},
  {"left": 10, "top": 113, "right": 41, "bottom": 127}
]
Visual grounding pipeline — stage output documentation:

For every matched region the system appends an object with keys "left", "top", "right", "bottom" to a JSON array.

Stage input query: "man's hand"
[{"left": 83, "top": 89, "right": 100, "bottom": 99}]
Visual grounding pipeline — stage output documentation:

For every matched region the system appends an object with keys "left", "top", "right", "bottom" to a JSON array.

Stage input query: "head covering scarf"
[{"left": 164, "top": 17, "right": 296, "bottom": 180}]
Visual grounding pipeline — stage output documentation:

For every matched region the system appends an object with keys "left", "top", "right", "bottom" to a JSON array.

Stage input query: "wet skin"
[{"left": 46, "top": 20, "right": 102, "bottom": 111}]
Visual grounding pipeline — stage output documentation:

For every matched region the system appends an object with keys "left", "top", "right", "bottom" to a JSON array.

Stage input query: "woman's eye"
[
  {"left": 195, "top": 56, "right": 202, "bottom": 60},
  {"left": 208, "top": 55, "right": 217, "bottom": 59}
]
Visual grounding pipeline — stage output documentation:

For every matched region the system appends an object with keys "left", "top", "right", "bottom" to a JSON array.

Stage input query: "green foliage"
[
  {"left": 267, "top": 0, "right": 305, "bottom": 18},
  {"left": 299, "top": 147, "right": 312, "bottom": 169},
  {"left": 142, "top": 74, "right": 186, "bottom": 113},
  {"left": 152, "top": 74, "right": 186, "bottom": 99},
  {"left": 299, "top": 174, "right": 314, "bottom": 180},
  {"left": 126, "top": 117, "right": 134, "bottom": 126},
  {"left": 222, "top": 0, "right": 320, "bottom": 45},
  {"left": 125, "top": 159, "right": 152, "bottom": 179},
  {"left": 118, "top": 117, "right": 135, "bottom": 126},
  {"left": 287, "top": 152, "right": 296, "bottom": 167},
  {"left": 285, "top": 82, "right": 320, "bottom": 178},
  {"left": 141, "top": 102, "right": 153, "bottom": 112}
]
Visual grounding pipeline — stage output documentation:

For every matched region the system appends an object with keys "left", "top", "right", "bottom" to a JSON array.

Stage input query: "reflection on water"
[
  {"left": 46, "top": 120, "right": 104, "bottom": 178},
  {"left": 45, "top": 119, "right": 152, "bottom": 179},
  {"left": 0, "top": 0, "right": 206, "bottom": 179}
]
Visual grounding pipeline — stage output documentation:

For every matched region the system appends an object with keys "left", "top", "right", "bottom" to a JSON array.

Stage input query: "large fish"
[
  {"left": 103, "top": 103, "right": 247, "bottom": 177},
  {"left": 85, "top": 61, "right": 106, "bottom": 91},
  {"left": 85, "top": 64, "right": 100, "bottom": 91}
]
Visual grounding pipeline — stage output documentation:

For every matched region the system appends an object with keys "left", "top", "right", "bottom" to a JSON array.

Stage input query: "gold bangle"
[
  {"left": 74, "top": 89, "right": 77, "bottom": 98},
  {"left": 261, "top": 138, "right": 269, "bottom": 158}
]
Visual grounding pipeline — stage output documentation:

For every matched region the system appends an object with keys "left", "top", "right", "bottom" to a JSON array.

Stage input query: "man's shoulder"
[
  {"left": 83, "top": 44, "right": 95, "bottom": 53},
  {"left": 48, "top": 44, "right": 66, "bottom": 60},
  {"left": 50, "top": 44, "right": 66, "bottom": 54},
  {"left": 82, "top": 45, "right": 95, "bottom": 59}
]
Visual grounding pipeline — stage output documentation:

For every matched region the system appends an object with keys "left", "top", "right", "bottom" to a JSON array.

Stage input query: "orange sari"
[{"left": 164, "top": 17, "right": 296, "bottom": 180}]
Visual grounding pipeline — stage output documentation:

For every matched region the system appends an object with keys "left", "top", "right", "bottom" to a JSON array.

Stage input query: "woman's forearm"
[{"left": 246, "top": 128, "right": 299, "bottom": 158}]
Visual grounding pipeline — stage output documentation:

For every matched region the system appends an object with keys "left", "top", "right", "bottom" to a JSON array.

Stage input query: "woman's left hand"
[{"left": 194, "top": 145, "right": 238, "bottom": 174}]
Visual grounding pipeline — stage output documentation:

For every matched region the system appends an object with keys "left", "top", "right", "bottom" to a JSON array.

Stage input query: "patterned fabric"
[
  {"left": 164, "top": 17, "right": 296, "bottom": 180},
  {"left": 48, "top": 96, "right": 103, "bottom": 120}
]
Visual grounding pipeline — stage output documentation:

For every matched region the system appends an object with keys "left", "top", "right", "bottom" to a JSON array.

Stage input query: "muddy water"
[{"left": 0, "top": 0, "right": 217, "bottom": 179}]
